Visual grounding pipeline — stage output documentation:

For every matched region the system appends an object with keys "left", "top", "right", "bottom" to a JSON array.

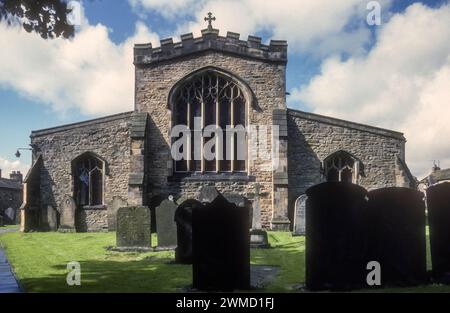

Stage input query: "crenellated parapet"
[{"left": 134, "top": 28, "right": 288, "bottom": 65}]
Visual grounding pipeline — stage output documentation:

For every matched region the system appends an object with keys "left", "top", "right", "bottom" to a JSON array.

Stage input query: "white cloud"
[
  {"left": 0, "top": 157, "right": 29, "bottom": 179},
  {"left": 291, "top": 3, "right": 450, "bottom": 178},
  {"left": 0, "top": 4, "right": 159, "bottom": 116},
  {"left": 132, "top": 0, "right": 392, "bottom": 56}
]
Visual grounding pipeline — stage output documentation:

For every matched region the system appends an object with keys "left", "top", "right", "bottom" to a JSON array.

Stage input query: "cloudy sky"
[{"left": 0, "top": 0, "right": 449, "bottom": 179}]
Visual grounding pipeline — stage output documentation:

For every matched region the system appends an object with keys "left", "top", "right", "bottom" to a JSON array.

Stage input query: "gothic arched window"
[
  {"left": 323, "top": 151, "right": 361, "bottom": 184},
  {"left": 171, "top": 70, "right": 248, "bottom": 173},
  {"left": 72, "top": 153, "right": 105, "bottom": 206}
]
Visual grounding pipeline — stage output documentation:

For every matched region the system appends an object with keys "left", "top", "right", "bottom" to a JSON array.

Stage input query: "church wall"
[
  {"left": 135, "top": 51, "right": 286, "bottom": 228},
  {"left": 287, "top": 109, "right": 407, "bottom": 221},
  {"left": 30, "top": 112, "right": 132, "bottom": 232}
]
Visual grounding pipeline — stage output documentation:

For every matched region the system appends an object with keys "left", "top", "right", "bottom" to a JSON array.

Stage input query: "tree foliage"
[{"left": 0, "top": 0, "right": 74, "bottom": 39}]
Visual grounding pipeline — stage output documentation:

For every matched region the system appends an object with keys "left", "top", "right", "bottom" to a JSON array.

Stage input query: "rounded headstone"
[{"left": 305, "top": 182, "right": 369, "bottom": 291}]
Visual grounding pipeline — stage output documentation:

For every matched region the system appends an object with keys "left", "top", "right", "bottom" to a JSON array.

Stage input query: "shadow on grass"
[{"left": 20, "top": 257, "right": 192, "bottom": 293}]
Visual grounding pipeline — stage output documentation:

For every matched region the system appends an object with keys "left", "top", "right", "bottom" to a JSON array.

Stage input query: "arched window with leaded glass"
[
  {"left": 72, "top": 152, "right": 105, "bottom": 206},
  {"left": 170, "top": 68, "right": 249, "bottom": 173},
  {"left": 323, "top": 151, "right": 361, "bottom": 184}
]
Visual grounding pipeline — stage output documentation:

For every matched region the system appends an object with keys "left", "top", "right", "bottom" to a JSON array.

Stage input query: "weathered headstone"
[
  {"left": 250, "top": 184, "right": 269, "bottom": 248},
  {"left": 367, "top": 187, "right": 427, "bottom": 286},
  {"left": 192, "top": 193, "right": 250, "bottom": 291},
  {"left": 4, "top": 207, "right": 15, "bottom": 224},
  {"left": 174, "top": 199, "right": 202, "bottom": 264},
  {"left": 155, "top": 199, "right": 177, "bottom": 250},
  {"left": 116, "top": 206, "right": 151, "bottom": 250},
  {"left": 427, "top": 182, "right": 450, "bottom": 282},
  {"left": 59, "top": 195, "right": 76, "bottom": 232},
  {"left": 41, "top": 205, "right": 57, "bottom": 231},
  {"left": 293, "top": 195, "right": 307, "bottom": 236},
  {"left": 108, "top": 196, "right": 127, "bottom": 231},
  {"left": 197, "top": 186, "right": 220, "bottom": 203},
  {"left": 306, "top": 182, "right": 369, "bottom": 291}
]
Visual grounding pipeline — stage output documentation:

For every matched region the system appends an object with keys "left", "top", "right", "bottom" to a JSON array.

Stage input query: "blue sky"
[{"left": 0, "top": 0, "right": 449, "bottom": 178}]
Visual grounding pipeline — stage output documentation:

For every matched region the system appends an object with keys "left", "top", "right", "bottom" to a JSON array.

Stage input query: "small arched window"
[
  {"left": 171, "top": 69, "right": 248, "bottom": 173},
  {"left": 72, "top": 153, "right": 105, "bottom": 206},
  {"left": 323, "top": 151, "right": 361, "bottom": 184}
]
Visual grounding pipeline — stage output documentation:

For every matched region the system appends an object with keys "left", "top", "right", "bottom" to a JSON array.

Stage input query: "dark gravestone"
[
  {"left": 293, "top": 194, "right": 307, "bottom": 236},
  {"left": 174, "top": 199, "right": 202, "bottom": 264},
  {"left": 426, "top": 182, "right": 450, "bottom": 282},
  {"left": 367, "top": 187, "right": 427, "bottom": 286},
  {"left": 155, "top": 199, "right": 177, "bottom": 250},
  {"left": 192, "top": 194, "right": 250, "bottom": 291},
  {"left": 305, "top": 182, "right": 369, "bottom": 291},
  {"left": 116, "top": 206, "right": 151, "bottom": 249},
  {"left": 59, "top": 195, "right": 76, "bottom": 232}
]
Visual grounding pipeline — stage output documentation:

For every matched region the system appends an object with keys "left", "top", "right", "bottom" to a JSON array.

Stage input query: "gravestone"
[
  {"left": 0, "top": 215, "right": 3, "bottom": 227},
  {"left": 155, "top": 199, "right": 177, "bottom": 250},
  {"left": 42, "top": 205, "right": 57, "bottom": 231},
  {"left": 367, "top": 187, "right": 427, "bottom": 286},
  {"left": 250, "top": 184, "right": 269, "bottom": 248},
  {"left": 174, "top": 199, "right": 202, "bottom": 264},
  {"left": 192, "top": 193, "right": 250, "bottom": 291},
  {"left": 293, "top": 194, "right": 307, "bottom": 236},
  {"left": 4, "top": 207, "right": 15, "bottom": 224},
  {"left": 197, "top": 186, "right": 220, "bottom": 203},
  {"left": 108, "top": 196, "right": 127, "bottom": 231},
  {"left": 59, "top": 195, "right": 76, "bottom": 232},
  {"left": 426, "top": 182, "right": 450, "bottom": 282},
  {"left": 306, "top": 182, "right": 369, "bottom": 291},
  {"left": 116, "top": 206, "right": 151, "bottom": 250}
]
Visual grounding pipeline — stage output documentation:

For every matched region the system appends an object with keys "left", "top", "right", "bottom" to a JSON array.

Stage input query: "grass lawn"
[
  {"left": 0, "top": 225, "right": 19, "bottom": 229},
  {"left": 0, "top": 229, "right": 449, "bottom": 293}
]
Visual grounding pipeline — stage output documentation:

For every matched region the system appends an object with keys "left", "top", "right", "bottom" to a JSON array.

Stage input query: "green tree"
[{"left": 0, "top": 0, "right": 74, "bottom": 39}]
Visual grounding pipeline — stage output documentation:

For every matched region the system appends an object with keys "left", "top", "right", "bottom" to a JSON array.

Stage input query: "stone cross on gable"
[{"left": 204, "top": 12, "right": 216, "bottom": 30}]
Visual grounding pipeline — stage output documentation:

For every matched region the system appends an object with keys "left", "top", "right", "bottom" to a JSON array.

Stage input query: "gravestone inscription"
[{"left": 116, "top": 206, "right": 151, "bottom": 249}]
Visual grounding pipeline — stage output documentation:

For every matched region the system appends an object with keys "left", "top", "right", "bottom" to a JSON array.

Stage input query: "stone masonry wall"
[
  {"left": 31, "top": 112, "right": 132, "bottom": 232},
  {"left": 135, "top": 51, "right": 286, "bottom": 228},
  {"left": 287, "top": 109, "right": 407, "bottom": 221}
]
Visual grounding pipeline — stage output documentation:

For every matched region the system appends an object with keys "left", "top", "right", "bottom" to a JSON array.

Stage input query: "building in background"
[{"left": 0, "top": 169, "right": 23, "bottom": 225}]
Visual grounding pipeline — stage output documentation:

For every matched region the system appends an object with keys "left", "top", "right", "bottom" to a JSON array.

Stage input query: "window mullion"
[
  {"left": 215, "top": 75, "right": 220, "bottom": 173},
  {"left": 187, "top": 99, "right": 191, "bottom": 172},
  {"left": 230, "top": 88, "right": 235, "bottom": 173}
]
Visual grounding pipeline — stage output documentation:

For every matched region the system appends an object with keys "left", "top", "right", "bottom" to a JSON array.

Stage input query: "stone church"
[{"left": 20, "top": 19, "right": 415, "bottom": 232}]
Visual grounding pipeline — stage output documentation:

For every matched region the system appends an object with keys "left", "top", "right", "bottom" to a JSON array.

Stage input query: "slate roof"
[
  {"left": 421, "top": 168, "right": 450, "bottom": 184},
  {"left": 0, "top": 178, "right": 22, "bottom": 190}
]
